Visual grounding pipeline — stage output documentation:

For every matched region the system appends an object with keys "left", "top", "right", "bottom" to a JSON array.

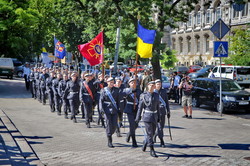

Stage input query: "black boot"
[
  {"left": 108, "top": 136, "right": 114, "bottom": 148},
  {"left": 116, "top": 128, "right": 122, "bottom": 137},
  {"left": 150, "top": 145, "right": 158, "bottom": 158},
  {"left": 73, "top": 118, "right": 77, "bottom": 123},
  {"left": 64, "top": 114, "right": 68, "bottom": 119},
  {"left": 160, "top": 138, "right": 165, "bottom": 148},
  {"left": 126, "top": 132, "right": 131, "bottom": 143},
  {"left": 131, "top": 135, "right": 138, "bottom": 148},
  {"left": 86, "top": 121, "right": 91, "bottom": 128},
  {"left": 142, "top": 140, "right": 147, "bottom": 152}
]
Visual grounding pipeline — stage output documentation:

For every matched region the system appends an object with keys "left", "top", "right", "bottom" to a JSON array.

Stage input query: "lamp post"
[{"left": 113, "top": 16, "right": 122, "bottom": 76}]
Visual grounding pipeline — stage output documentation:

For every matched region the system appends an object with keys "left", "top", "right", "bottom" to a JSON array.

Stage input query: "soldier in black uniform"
[
  {"left": 154, "top": 79, "right": 171, "bottom": 147},
  {"left": 123, "top": 78, "right": 141, "bottom": 147},
  {"left": 135, "top": 81, "right": 160, "bottom": 157},
  {"left": 79, "top": 72, "right": 85, "bottom": 119},
  {"left": 64, "top": 72, "right": 80, "bottom": 123},
  {"left": 114, "top": 77, "right": 125, "bottom": 137},
  {"left": 35, "top": 68, "right": 41, "bottom": 101},
  {"left": 99, "top": 77, "right": 120, "bottom": 148},
  {"left": 29, "top": 67, "right": 35, "bottom": 98},
  {"left": 93, "top": 73, "right": 106, "bottom": 127},
  {"left": 40, "top": 68, "right": 49, "bottom": 105},
  {"left": 59, "top": 73, "right": 70, "bottom": 119},
  {"left": 52, "top": 73, "right": 63, "bottom": 115},
  {"left": 46, "top": 71, "right": 56, "bottom": 112},
  {"left": 80, "top": 73, "right": 96, "bottom": 128}
]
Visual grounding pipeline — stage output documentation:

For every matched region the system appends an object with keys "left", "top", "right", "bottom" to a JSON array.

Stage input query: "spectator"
[
  {"left": 208, "top": 69, "right": 215, "bottom": 78},
  {"left": 172, "top": 72, "right": 181, "bottom": 103},
  {"left": 179, "top": 76, "right": 193, "bottom": 119}
]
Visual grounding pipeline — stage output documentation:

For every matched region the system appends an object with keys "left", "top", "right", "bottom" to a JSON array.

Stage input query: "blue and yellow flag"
[
  {"left": 54, "top": 37, "right": 66, "bottom": 59},
  {"left": 136, "top": 21, "right": 156, "bottom": 58}
]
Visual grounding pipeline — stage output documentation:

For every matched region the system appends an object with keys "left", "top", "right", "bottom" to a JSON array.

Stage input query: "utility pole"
[{"left": 113, "top": 16, "right": 122, "bottom": 76}]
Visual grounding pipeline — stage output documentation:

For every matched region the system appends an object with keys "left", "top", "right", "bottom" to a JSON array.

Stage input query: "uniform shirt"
[
  {"left": 52, "top": 78, "right": 62, "bottom": 96},
  {"left": 154, "top": 88, "right": 170, "bottom": 116},
  {"left": 99, "top": 87, "right": 120, "bottom": 115},
  {"left": 58, "top": 79, "right": 68, "bottom": 97},
  {"left": 136, "top": 91, "right": 160, "bottom": 123},
  {"left": 80, "top": 80, "right": 96, "bottom": 103},
  {"left": 64, "top": 79, "right": 80, "bottom": 100},
  {"left": 40, "top": 73, "right": 49, "bottom": 89},
  {"left": 123, "top": 88, "right": 141, "bottom": 114},
  {"left": 46, "top": 77, "right": 55, "bottom": 92}
]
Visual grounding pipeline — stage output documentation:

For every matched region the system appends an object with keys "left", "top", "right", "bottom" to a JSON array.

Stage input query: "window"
[
  {"left": 233, "top": 8, "right": 239, "bottom": 18},
  {"left": 205, "top": 35, "right": 209, "bottom": 52},
  {"left": 172, "top": 38, "right": 176, "bottom": 50},
  {"left": 206, "top": 10, "right": 211, "bottom": 24},
  {"left": 242, "top": 3, "right": 248, "bottom": 16},
  {"left": 187, "top": 36, "right": 191, "bottom": 53},
  {"left": 196, "top": 36, "right": 200, "bottom": 52},
  {"left": 213, "top": 67, "right": 218, "bottom": 73},
  {"left": 179, "top": 38, "right": 183, "bottom": 53},
  {"left": 215, "top": 2, "right": 221, "bottom": 20},
  {"left": 188, "top": 14, "right": 192, "bottom": 26},
  {"left": 197, "top": 12, "right": 201, "bottom": 25}
]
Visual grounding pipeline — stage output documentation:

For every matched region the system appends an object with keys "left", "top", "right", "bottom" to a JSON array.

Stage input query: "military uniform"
[
  {"left": 35, "top": 71, "right": 40, "bottom": 101},
  {"left": 93, "top": 76, "right": 107, "bottom": 127},
  {"left": 123, "top": 84, "right": 141, "bottom": 147},
  {"left": 46, "top": 75, "right": 56, "bottom": 112},
  {"left": 80, "top": 74, "right": 96, "bottom": 128},
  {"left": 58, "top": 79, "right": 70, "bottom": 118},
  {"left": 40, "top": 71, "right": 49, "bottom": 105},
  {"left": 64, "top": 78, "right": 80, "bottom": 123},
  {"left": 154, "top": 80, "right": 170, "bottom": 147},
  {"left": 99, "top": 78, "right": 120, "bottom": 148},
  {"left": 52, "top": 77, "right": 63, "bottom": 115},
  {"left": 29, "top": 69, "right": 35, "bottom": 98},
  {"left": 136, "top": 81, "right": 160, "bottom": 157}
]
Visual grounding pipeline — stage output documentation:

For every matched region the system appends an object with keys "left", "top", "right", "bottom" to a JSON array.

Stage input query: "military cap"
[
  {"left": 98, "top": 72, "right": 103, "bottom": 76},
  {"left": 115, "top": 77, "right": 122, "bottom": 81},
  {"left": 148, "top": 81, "right": 155, "bottom": 85},
  {"left": 155, "top": 79, "right": 161, "bottom": 83},
  {"left": 128, "top": 78, "right": 135, "bottom": 83},
  {"left": 84, "top": 73, "right": 91, "bottom": 77},
  {"left": 71, "top": 72, "right": 77, "bottom": 77},
  {"left": 104, "top": 74, "right": 109, "bottom": 78},
  {"left": 107, "top": 77, "right": 114, "bottom": 82}
]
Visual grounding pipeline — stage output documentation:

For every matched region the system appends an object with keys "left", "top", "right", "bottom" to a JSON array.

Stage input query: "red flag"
[{"left": 78, "top": 32, "right": 104, "bottom": 66}]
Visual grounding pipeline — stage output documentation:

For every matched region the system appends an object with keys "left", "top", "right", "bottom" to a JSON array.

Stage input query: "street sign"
[
  {"left": 210, "top": 19, "right": 230, "bottom": 40},
  {"left": 214, "top": 41, "right": 228, "bottom": 57}
]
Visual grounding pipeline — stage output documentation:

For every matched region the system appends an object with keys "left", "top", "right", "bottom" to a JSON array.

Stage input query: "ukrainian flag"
[{"left": 136, "top": 21, "right": 156, "bottom": 58}]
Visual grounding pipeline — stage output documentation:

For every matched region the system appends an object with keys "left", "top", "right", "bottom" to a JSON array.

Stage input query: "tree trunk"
[{"left": 152, "top": 58, "right": 161, "bottom": 80}]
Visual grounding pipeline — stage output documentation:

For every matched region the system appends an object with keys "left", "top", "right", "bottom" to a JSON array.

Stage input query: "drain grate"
[{"left": 244, "top": 157, "right": 250, "bottom": 161}]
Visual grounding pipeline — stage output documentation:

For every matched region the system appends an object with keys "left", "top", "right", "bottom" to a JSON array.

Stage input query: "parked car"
[
  {"left": 161, "top": 75, "right": 171, "bottom": 90},
  {"left": 0, "top": 58, "right": 14, "bottom": 79},
  {"left": 212, "top": 65, "right": 250, "bottom": 87},
  {"left": 12, "top": 60, "right": 23, "bottom": 77},
  {"left": 172, "top": 66, "right": 189, "bottom": 75},
  {"left": 188, "top": 65, "right": 202, "bottom": 73},
  {"left": 109, "top": 62, "right": 124, "bottom": 70},
  {"left": 188, "top": 67, "right": 211, "bottom": 80},
  {"left": 192, "top": 78, "right": 250, "bottom": 113}
]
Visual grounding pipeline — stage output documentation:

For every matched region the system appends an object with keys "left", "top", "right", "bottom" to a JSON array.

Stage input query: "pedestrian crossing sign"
[{"left": 214, "top": 41, "right": 228, "bottom": 57}]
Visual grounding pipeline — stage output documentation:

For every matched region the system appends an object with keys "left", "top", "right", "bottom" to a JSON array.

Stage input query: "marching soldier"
[
  {"left": 40, "top": 68, "right": 49, "bottom": 105},
  {"left": 46, "top": 71, "right": 56, "bottom": 112},
  {"left": 35, "top": 68, "right": 41, "bottom": 101},
  {"left": 93, "top": 73, "right": 106, "bottom": 128},
  {"left": 114, "top": 77, "right": 125, "bottom": 137},
  {"left": 79, "top": 72, "right": 85, "bottom": 119},
  {"left": 64, "top": 72, "right": 80, "bottom": 123},
  {"left": 29, "top": 67, "right": 35, "bottom": 98},
  {"left": 52, "top": 73, "right": 63, "bottom": 115},
  {"left": 135, "top": 81, "right": 160, "bottom": 157},
  {"left": 123, "top": 78, "right": 141, "bottom": 147},
  {"left": 80, "top": 73, "right": 96, "bottom": 128},
  {"left": 154, "top": 79, "right": 171, "bottom": 147},
  {"left": 58, "top": 73, "right": 70, "bottom": 119},
  {"left": 99, "top": 77, "right": 120, "bottom": 148}
]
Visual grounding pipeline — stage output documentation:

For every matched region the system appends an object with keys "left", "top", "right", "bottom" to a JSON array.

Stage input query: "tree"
[
  {"left": 160, "top": 48, "right": 178, "bottom": 69},
  {"left": 224, "top": 27, "right": 250, "bottom": 66}
]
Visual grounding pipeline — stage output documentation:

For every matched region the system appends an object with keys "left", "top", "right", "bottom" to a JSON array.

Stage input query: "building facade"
[{"left": 171, "top": 0, "right": 250, "bottom": 67}]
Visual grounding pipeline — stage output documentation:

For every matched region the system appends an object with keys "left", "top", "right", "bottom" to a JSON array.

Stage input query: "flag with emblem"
[
  {"left": 78, "top": 31, "right": 104, "bottom": 66},
  {"left": 54, "top": 37, "right": 66, "bottom": 59}
]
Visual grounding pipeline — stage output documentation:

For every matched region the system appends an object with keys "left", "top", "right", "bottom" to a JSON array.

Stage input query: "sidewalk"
[{"left": 0, "top": 97, "right": 250, "bottom": 166}]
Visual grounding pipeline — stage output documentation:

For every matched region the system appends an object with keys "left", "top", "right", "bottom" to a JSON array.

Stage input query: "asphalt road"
[{"left": 0, "top": 77, "right": 250, "bottom": 166}]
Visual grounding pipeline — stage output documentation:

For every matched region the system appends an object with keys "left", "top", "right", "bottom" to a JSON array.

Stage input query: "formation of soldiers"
[{"left": 28, "top": 66, "right": 171, "bottom": 158}]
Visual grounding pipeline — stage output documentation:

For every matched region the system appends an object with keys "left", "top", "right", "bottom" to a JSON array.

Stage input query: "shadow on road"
[{"left": 218, "top": 143, "right": 250, "bottom": 150}]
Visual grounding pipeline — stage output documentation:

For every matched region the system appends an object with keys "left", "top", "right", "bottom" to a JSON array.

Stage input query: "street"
[{"left": 0, "top": 77, "right": 250, "bottom": 166}]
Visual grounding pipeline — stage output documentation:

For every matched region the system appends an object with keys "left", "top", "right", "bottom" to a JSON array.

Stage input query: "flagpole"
[
  {"left": 133, "top": 53, "right": 139, "bottom": 110},
  {"left": 101, "top": 28, "right": 105, "bottom": 79}
]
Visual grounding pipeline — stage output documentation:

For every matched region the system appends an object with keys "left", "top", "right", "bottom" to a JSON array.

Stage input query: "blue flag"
[{"left": 54, "top": 37, "right": 66, "bottom": 59}]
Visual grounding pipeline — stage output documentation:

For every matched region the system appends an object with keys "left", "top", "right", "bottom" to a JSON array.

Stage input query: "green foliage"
[
  {"left": 224, "top": 27, "right": 250, "bottom": 66},
  {"left": 160, "top": 48, "right": 178, "bottom": 69}
]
